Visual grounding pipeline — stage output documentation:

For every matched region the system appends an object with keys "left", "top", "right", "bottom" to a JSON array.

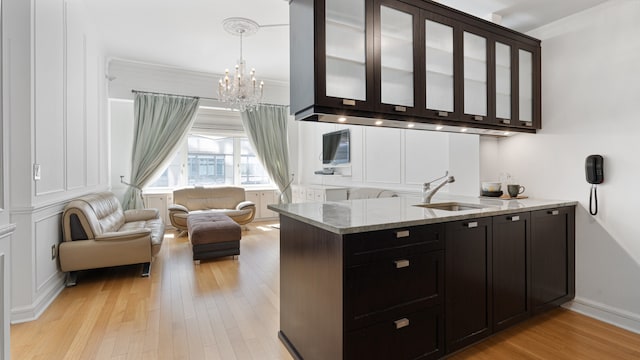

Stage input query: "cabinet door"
[
  {"left": 492, "top": 212, "right": 531, "bottom": 331},
  {"left": 516, "top": 44, "right": 541, "bottom": 129},
  {"left": 461, "top": 28, "right": 489, "bottom": 123},
  {"left": 321, "top": 0, "right": 374, "bottom": 110},
  {"left": 494, "top": 40, "right": 514, "bottom": 126},
  {"left": 260, "top": 191, "right": 278, "bottom": 219},
  {"left": 445, "top": 217, "right": 492, "bottom": 352},
  {"left": 531, "top": 207, "right": 575, "bottom": 314},
  {"left": 423, "top": 12, "right": 458, "bottom": 120},
  {"left": 375, "top": 0, "right": 420, "bottom": 115},
  {"left": 345, "top": 306, "right": 444, "bottom": 360}
]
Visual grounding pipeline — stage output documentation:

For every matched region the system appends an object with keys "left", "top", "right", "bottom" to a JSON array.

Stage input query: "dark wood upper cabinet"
[{"left": 290, "top": 0, "right": 542, "bottom": 133}]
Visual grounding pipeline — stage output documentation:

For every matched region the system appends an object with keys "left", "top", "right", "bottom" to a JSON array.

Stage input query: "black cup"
[{"left": 507, "top": 184, "right": 525, "bottom": 197}]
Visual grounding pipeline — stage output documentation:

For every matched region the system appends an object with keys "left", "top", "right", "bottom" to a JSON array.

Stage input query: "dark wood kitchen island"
[{"left": 269, "top": 195, "right": 576, "bottom": 360}]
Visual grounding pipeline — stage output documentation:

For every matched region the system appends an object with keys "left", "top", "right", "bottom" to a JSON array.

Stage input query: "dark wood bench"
[{"left": 187, "top": 213, "right": 242, "bottom": 263}]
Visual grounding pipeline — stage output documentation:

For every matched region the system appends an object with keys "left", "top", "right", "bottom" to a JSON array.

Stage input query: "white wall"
[
  {"left": 297, "top": 121, "right": 480, "bottom": 196},
  {"left": 492, "top": 1, "right": 640, "bottom": 333},
  {"left": 3, "top": 0, "right": 108, "bottom": 324}
]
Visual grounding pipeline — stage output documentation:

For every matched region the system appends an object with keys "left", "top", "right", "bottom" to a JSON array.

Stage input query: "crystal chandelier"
[{"left": 218, "top": 17, "right": 264, "bottom": 112}]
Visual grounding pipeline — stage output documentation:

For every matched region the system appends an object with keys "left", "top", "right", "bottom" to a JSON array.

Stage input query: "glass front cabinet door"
[
  {"left": 495, "top": 41, "right": 513, "bottom": 125},
  {"left": 376, "top": 0, "right": 419, "bottom": 115},
  {"left": 423, "top": 13, "right": 458, "bottom": 120},
  {"left": 322, "top": 0, "right": 374, "bottom": 110},
  {"left": 462, "top": 28, "right": 490, "bottom": 123}
]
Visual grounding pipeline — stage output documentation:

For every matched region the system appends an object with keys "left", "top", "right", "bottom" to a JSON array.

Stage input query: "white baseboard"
[
  {"left": 11, "top": 274, "right": 65, "bottom": 324},
  {"left": 564, "top": 297, "right": 640, "bottom": 334}
]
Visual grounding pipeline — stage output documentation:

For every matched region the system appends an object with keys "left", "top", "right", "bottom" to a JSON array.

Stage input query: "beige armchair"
[
  {"left": 60, "top": 192, "right": 165, "bottom": 286},
  {"left": 169, "top": 186, "right": 256, "bottom": 232}
]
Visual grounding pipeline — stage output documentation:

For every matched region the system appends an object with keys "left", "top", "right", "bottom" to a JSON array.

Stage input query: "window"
[{"left": 148, "top": 134, "right": 271, "bottom": 188}]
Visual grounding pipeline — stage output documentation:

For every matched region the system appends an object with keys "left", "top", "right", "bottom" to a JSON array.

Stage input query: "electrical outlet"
[
  {"left": 51, "top": 244, "right": 56, "bottom": 260},
  {"left": 34, "top": 164, "right": 41, "bottom": 181}
]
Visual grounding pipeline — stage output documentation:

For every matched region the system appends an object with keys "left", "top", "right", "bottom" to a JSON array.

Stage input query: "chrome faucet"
[{"left": 422, "top": 171, "right": 455, "bottom": 203}]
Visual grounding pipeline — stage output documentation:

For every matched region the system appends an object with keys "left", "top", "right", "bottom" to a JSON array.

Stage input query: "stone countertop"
[{"left": 267, "top": 194, "right": 578, "bottom": 235}]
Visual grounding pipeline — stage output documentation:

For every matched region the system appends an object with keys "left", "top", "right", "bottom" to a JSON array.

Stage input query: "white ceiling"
[{"left": 85, "top": 0, "right": 607, "bottom": 83}]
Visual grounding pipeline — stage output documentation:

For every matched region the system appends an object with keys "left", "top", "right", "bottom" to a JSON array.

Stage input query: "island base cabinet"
[
  {"left": 492, "top": 212, "right": 531, "bottom": 332},
  {"left": 345, "top": 306, "right": 444, "bottom": 360},
  {"left": 530, "top": 207, "right": 575, "bottom": 314},
  {"left": 445, "top": 217, "right": 493, "bottom": 353}
]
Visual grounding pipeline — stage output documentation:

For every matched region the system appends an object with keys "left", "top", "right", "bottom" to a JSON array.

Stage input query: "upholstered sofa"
[
  {"left": 60, "top": 191, "right": 165, "bottom": 286},
  {"left": 168, "top": 186, "right": 256, "bottom": 232}
]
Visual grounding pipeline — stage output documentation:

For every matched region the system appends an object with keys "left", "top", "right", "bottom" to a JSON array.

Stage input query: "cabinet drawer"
[
  {"left": 345, "top": 306, "right": 444, "bottom": 360},
  {"left": 345, "top": 224, "right": 443, "bottom": 266},
  {"left": 345, "top": 251, "right": 443, "bottom": 330}
]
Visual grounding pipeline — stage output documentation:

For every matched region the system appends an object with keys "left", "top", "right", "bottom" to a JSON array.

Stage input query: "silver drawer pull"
[
  {"left": 394, "top": 259, "right": 410, "bottom": 269},
  {"left": 501, "top": 119, "right": 511, "bottom": 125},
  {"left": 549, "top": 210, "right": 559, "bottom": 215},
  {"left": 524, "top": 121, "right": 533, "bottom": 127},
  {"left": 473, "top": 115, "right": 483, "bottom": 121},
  {"left": 509, "top": 215, "right": 520, "bottom": 222},
  {"left": 342, "top": 99, "right": 356, "bottom": 106},
  {"left": 394, "top": 318, "right": 410, "bottom": 330},
  {"left": 467, "top": 221, "right": 478, "bottom": 228},
  {"left": 394, "top": 105, "right": 407, "bottom": 112},
  {"left": 396, "top": 230, "right": 410, "bottom": 238},
  {"left": 437, "top": 111, "right": 449, "bottom": 117}
]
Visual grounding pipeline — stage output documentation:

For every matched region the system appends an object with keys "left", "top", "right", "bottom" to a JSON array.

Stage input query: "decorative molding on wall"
[
  {"left": 565, "top": 297, "right": 640, "bottom": 335},
  {"left": 0, "top": 225, "right": 16, "bottom": 239}
]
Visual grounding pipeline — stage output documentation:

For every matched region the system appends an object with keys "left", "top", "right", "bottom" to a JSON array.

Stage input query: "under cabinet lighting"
[
  {"left": 504, "top": 131, "right": 511, "bottom": 136},
  {"left": 435, "top": 125, "right": 444, "bottom": 131},
  {"left": 407, "top": 123, "right": 415, "bottom": 128},
  {"left": 375, "top": 120, "right": 383, "bottom": 126},
  {"left": 338, "top": 117, "right": 347, "bottom": 123},
  {"left": 461, "top": 128, "right": 468, "bottom": 132}
]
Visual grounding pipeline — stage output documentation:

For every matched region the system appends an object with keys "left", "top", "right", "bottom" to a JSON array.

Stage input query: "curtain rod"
[{"left": 130, "top": 89, "right": 289, "bottom": 108}]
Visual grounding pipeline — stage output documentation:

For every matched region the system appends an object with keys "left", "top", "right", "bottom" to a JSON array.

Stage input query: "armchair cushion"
[{"left": 169, "top": 186, "right": 257, "bottom": 229}]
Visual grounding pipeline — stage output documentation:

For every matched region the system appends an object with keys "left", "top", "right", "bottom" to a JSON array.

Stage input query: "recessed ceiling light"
[
  {"left": 435, "top": 125, "right": 443, "bottom": 131},
  {"left": 407, "top": 123, "right": 415, "bottom": 128},
  {"left": 461, "top": 128, "right": 468, "bottom": 132},
  {"left": 375, "top": 120, "right": 383, "bottom": 126},
  {"left": 338, "top": 117, "right": 347, "bottom": 123}
]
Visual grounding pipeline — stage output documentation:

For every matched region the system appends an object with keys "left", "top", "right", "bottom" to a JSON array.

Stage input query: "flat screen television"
[{"left": 322, "top": 129, "right": 350, "bottom": 165}]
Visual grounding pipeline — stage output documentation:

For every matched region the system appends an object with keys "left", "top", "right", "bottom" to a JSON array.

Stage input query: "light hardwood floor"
[{"left": 11, "top": 221, "right": 640, "bottom": 359}]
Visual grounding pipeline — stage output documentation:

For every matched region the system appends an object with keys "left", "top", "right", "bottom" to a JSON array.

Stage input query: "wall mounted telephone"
[{"left": 585, "top": 155, "right": 604, "bottom": 215}]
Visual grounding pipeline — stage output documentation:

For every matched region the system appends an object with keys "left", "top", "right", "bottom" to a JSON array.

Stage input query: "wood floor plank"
[{"left": 11, "top": 221, "right": 640, "bottom": 359}]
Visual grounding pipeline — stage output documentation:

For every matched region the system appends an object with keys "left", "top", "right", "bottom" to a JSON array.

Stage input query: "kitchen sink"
[{"left": 413, "top": 202, "right": 491, "bottom": 211}]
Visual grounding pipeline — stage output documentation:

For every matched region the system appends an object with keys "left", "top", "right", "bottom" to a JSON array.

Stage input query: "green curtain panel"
[
  {"left": 241, "top": 104, "right": 292, "bottom": 203},
  {"left": 122, "top": 93, "right": 200, "bottom": 210}
]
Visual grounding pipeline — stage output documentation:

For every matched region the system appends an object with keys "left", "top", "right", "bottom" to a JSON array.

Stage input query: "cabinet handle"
[
  {"left": 437, "top": 111, "right": 449, "bottom": 117},
  {"left": 509, "top": 215, "right": 520, "bottom": 222},
  {"left": 394, "top": 259, "right": 410, "bottom": 269},
  {"left": 394, "top": 318, "right": 410, "bottom": 330},
  {"left": 342, "top": 99, "right": 356, "bottom": 106},
  {"left": 501, "top": 119, "right": 511, "bottom": 125},
  {"left": 473, "top": 115, "right": 483, "bottom": 121},
  {"left": 396, "top": 230, "right": 410, "bottom": 238},
  {"left": 394, "top": 105, "right": 407, "bottom": 112},
  {"left": 523, "top": 121, "right": 533, "bottom": 127},
  {"left": 548, "top": 210, "right": 559, "bottom": 215},
  {"left": 466, "top": 221, "right": 478, "bottom": 228}
]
